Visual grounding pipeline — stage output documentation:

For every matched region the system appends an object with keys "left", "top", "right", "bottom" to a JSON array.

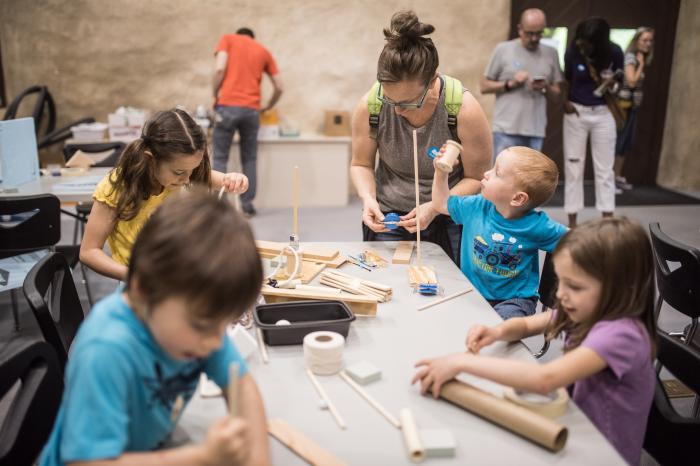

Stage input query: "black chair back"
[
  {"left": 538, "top": 251, "right": 557, "bottom": 310},
  {"left": 63, "top": 141, "right": 126, "bottom": 167},
  {"left": 23, "top": 252, "right": 85, "bottom": 369},
  {"left": 0, "top": 339, "right": 63, "bottom": 466},
  {"left": 644, "top": 330, "right": 700, "bottom": 466},
  {"left": 649, "top": 223, "right": 700, "bottom": 320},
  {"left": 0, "top": 195, "right": 61, "bottom": 259}
]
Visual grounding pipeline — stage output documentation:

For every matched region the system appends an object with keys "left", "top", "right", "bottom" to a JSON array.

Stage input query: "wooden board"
[
  {"left": 261, "top": 285, "right": 377, "bottom": 316},
  {"left": 274, "top": 261, "right": 326, "bottom": 284},
  {"left": 259, "top": 249, "right": 347, "bottom": 269},
  {"left": 268, "top": 418, "right": 347, "bottom": 466},
  {"left": 392, "top": 241, "right": 414, "bottom": 264},
  {"left": 408, "top": 265, "right": 438, "bottom": 285},
  {"left": 256, "top": 240, "right": 339, "bottom": 261}
]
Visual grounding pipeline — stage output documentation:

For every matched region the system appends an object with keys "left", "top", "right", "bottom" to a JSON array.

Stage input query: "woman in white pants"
[{"left": 562, "top": 18, "right": 624, "bottom": 227}]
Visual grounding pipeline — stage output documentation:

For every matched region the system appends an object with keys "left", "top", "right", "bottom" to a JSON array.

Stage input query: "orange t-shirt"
[{"left": 215, "top": 34, "right": 278, "bottom": 110}]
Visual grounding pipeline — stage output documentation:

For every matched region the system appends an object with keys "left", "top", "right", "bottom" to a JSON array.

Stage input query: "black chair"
[
  {"left": 23, "top": 252, "right": 86, "bottom": 369},
  {"left": 0, "top": 339, "right": 63, "bottom": 466},
  {"left": 644, "top": 330, "right": 700, "bottom": 466},
  {"left": 0, "top": 195, "right": 91, "bottom": 328},
  {"left": 531, "top": 251, "right": 557, "bottom": 358},
  {"left": 648, "top": 222, "right": 700, "bottom": 346},
  {"left": 2, "top": 85, "right": 94, "bottom": 150}
]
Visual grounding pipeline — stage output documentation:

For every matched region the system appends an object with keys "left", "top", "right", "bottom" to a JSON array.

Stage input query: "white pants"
[{"left": 563, "top": 103, "right": 616, "bottom": 214}]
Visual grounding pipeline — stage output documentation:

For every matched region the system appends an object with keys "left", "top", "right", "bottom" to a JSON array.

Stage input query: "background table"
[
  {"left": 1, "top": 167, "right": 110, "bottom": 203},
  {"left": 177, "top": 241, "right": 625, "bottom": 465}
]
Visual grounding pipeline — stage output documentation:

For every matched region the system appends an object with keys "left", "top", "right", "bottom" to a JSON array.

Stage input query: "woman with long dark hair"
[{"left": 562, "top": 18, "right": 624, "bottom": 227}]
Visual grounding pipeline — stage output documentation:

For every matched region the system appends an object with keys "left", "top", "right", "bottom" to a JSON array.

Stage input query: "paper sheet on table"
[{"left": 51, "top": 175, "right": 103, "bottom": 194}]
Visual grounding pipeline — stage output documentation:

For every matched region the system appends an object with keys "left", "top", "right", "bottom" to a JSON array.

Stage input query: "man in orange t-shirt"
[{"left": 212, "top": 27, "right": 283, "bottom": 216}]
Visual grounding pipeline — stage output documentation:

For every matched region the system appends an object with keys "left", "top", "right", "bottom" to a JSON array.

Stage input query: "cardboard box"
[{"left": 322, "top": 110, "right": 351, "bottom": 136}]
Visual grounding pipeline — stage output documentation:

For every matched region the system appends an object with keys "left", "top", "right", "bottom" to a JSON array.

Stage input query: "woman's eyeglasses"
[{"left": 377, "top": 82, "right": 431, "bottom": 109}]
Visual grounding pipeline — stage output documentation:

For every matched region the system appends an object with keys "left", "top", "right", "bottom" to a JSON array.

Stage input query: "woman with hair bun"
[{"left": 350, "top": 10, "right": 491, "bottom": 264}]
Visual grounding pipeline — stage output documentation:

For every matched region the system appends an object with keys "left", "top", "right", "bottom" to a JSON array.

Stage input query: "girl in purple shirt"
[{"left": 412, "top": 217, "right": 656, "bottom": 465}]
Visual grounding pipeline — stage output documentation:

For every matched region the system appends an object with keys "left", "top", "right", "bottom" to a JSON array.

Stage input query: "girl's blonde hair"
[
  {"left": 546, "top": 217, "right": 656, "bottom": 355},
  {"left": 108, "top": 108, "right": 212, "bottom": 221},
  {"left": 626, "top": 27, "right": 654, "bottom": 66}
]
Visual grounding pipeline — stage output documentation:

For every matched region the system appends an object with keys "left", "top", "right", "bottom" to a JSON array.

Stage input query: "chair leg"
[
  {"left": 653, "top": 295, "right": 663, "bottom": 322},
  {"left": 10, "top": 289, "right": 20, "bottom": 331},
  {"left": 79, "top": 262, "right": 94, "bottom": 307}
]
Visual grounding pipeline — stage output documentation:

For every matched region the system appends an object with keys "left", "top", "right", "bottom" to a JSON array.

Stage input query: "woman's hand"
[
  {"left": 412, "top": 353, "right": 469, "bottom": 398},
  {"left": 636, "top": 52, "right": 645, "bottom": 67},
  {"left": 563, "top": 101, "right": 579, "bottom": 116},
  {"left": 362, "top": 197, "right": 388, "bottom": 233},
  {"left": 222, "top": 172, "right": 249, "bottom": 194},
  {"left": 466, "top": 325, "right": 502, "bottom": 354},
  {"left": 398, "top": 202, "right": 438, "bottom": 233}
]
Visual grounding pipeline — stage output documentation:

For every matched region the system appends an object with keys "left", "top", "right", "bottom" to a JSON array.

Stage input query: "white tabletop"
[
  {"left": 177, "top": 241, "right": 625, "bottom": 465},
  {"left": 0, "top": 167, "right": 110, "bottom": 203}
]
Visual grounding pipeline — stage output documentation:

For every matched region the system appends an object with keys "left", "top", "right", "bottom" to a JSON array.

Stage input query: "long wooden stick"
[
  {"left": 339, "top": 371, "right": 400, "bottom": 429},
  {"left": 256, "top": 327, "right": 269, "bottom": 364},
  {"left": 417, "top": 288, "right": 473, "bottom": 311},
  {"left": 306, "top": 369, "right": 347, "bottom": 430},
  {"left": 293, "top": 165, "right": 299, "bottom": 238},
  {"left": 228, "top": 362, "right": 240, "bottom": 417},
  {"left": 412, "top": 130, "right": 422, "bottom": 266}
]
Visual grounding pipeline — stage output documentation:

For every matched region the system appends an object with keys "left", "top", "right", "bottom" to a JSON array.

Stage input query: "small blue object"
[
  {"left": 427, "top": 146, "right": 441, "bottom": 159},
  {"left": 383, "top": 212, "right": 400, "bottom": 230},
  {"left": 418, "top": 284, "right": 439, "bottom": 296}
]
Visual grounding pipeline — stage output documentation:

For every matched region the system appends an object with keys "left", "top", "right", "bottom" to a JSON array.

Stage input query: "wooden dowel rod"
[
  {"left": 256, "top": 326, "right": 269, "bottom": 364},
  {"left": 412, "top": 130, "right": 422, "bottom": 266},
  {"left": 306, "top": 369, "right": 347, "bottom": 430},
  {"left": 228, "top": 362, "right": 240, "bottom": 417},
  {"left": 339, "top": 371, "right": 400, "bottom": 429},
  {"left": 417, "top": 288, "right": 473, "bottom": 311}
]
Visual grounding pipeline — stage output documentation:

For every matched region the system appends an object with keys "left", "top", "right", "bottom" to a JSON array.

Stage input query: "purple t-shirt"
[{"left": 570, "top": 318, "right": 655, "bottom": 465}]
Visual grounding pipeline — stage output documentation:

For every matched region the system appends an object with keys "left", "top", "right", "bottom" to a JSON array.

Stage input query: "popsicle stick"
[
  {"left": 339, "top": 371, "right": 400, "bottom": 428},
  {"left": 417, "top": 288, "right": 473, "bottom": 311},
  {"left": 412, "top": 130, "right": 422, "bottom": 266},
  {"left": 306, "top": 369, "right": 347, "bottom": 430},
  {"left": 256, "top": 326, "right": 269, "bottom": 364},
  {"left": 228, "top": 362, "right": 239, "bottom": 417}
]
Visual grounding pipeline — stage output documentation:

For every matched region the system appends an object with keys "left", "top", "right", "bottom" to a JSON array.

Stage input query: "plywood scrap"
[
  {"left": 319, "top": 269, "right": 392, "bottom": 302},
  {"left": 274, "top": 260, "right": 326, "bottom": 284},
  {"left": 268, "top": 418, "right": 347, "bottom": 466},
  {"left": 392, "top": 241, "right": 414, "bottom": 265},
  {"left": 408, "top": 266, "right": 438, "bottom": 285},
  {"left": 261, "top": 285, "right": 378, "bottom": 316},
  {"left": 256, "top": 240, "right": 339, "bottom": 261}
]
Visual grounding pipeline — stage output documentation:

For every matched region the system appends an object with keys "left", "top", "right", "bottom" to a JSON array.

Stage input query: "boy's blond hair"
[{"left": 505, "top": 146, "right": 559, "bottom": 208}]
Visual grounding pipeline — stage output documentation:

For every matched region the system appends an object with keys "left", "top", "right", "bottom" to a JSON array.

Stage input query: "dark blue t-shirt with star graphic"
[
  {"left": 40, "top": 291, "right": 247, "bottom": 465},
  {"left": 448, "top": 194, "right": 567, "bottom": 301}
]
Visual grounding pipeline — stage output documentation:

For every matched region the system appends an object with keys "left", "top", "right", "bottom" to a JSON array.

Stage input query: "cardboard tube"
[
  {"left": 439, "top": 381, "right": 568, "bottom": 452},
  {"left": 435, "top": 140, "right": 463, "bottom": 173},
  {"left": 399, "top": 408, "right": 426, "bottom": 463},
  {"left": 503, "top": 387, "right": 570, "bottom": 419}
]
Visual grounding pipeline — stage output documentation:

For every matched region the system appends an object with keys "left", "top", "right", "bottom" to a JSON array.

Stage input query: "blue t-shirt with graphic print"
[
  {"left": 40, "top": 291, "right": 247, "bottom": 466},
  {"left": 448, "top": 194, "right": 567, "bottom": 301}
]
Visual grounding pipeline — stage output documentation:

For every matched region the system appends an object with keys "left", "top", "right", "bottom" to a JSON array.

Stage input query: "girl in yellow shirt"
[{"left": 80, "top": 108, "right": 248, "bottom": 281}]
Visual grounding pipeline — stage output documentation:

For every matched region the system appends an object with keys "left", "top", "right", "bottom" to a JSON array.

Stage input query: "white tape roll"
[
  {"left": 503, "top": 387, "right": 570, "bottom": 419},
  {"left": 303, "top": 331, "right": 345, "bottom": 375}
]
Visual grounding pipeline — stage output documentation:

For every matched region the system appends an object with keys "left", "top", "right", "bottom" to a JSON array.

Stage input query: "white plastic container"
[{"left": 71, "top": 122, "right": 108, "bottom": 141}]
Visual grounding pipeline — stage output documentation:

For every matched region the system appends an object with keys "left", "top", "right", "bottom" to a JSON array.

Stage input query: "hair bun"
[{"left": 384, "top": 10, "right": 435, "bottom": 46}]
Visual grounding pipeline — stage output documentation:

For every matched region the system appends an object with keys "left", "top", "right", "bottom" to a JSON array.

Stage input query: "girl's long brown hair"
[
  {"left": 107, "top": 108, "right": 212, "bottom": 221},
  {"left": 546, "top": 217, "right": 657, "bottom": 356}
]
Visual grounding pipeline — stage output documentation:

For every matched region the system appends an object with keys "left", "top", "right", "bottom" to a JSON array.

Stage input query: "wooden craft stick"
[
  {"left": 256, "top": 327, "right": 269, "bottom": 364},
  {"left": 268, "top": 418, "right": 347, "bottom": 466},
  {"left": 417, "top": 288, "right": 473, "bottom": 311},
  {"left": 392, "top": 241, "right": 415, "bottom": 265},
  {"left": 306, "top": 368, "right": 347, "bottom": 430},
  {"left": 228, "top": 362, "right": 239, "bottom": 417},
  {"left": 339, "top": 371, "right": 400, "bottom": 428},
  {"left": 399, "top": 408, "right": 426, "bottom": 463},
  {"left": 293, "top": 165, "right": 299, "bottom": 238},
  {"left": 412, "top": 130, "right": 422, "bottom": 266}
]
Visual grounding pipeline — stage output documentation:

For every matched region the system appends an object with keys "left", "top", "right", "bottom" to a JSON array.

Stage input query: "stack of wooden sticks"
[{"left": 319, "top": 270, "right": 393, "bottom": 302}]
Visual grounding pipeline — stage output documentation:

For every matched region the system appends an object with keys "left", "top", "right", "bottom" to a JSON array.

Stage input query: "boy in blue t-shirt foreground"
[
  {"left": 433, "top": 145, "right": 567, "bottom": 319},
  {"left": 40, "top": 189, "right": 270, "bottom": 466}
]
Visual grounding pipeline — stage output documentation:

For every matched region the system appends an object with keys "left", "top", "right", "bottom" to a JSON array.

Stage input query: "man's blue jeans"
[
  {"left": 492, "top": 132, "right": 544, "bottom": 163},
  {"left": 212, "top": 105, "right": 260, "bottom": 208}
]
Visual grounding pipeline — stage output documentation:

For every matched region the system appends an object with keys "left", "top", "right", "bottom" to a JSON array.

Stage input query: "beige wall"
[
  {"left": 657, "top": 0, "right": 700, "bottom": 190},
  {"left": 1, "top": 0, "right": 509, "bottom": 135}
]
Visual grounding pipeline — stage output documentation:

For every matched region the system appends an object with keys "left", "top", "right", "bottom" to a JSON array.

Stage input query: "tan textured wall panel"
[
  {"left": 1, "top": 0, "right": 509, "bottom": 133},
  {"left": 657, "top": 0, "right": 700, "bottom": 190}
]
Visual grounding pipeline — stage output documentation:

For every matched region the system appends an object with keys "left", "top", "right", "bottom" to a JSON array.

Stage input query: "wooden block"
[
  {"left": 261, "top": 285, "right": 377, "bottom": 316},
  {"left": 256, "top": 240, "right": 339, "bottom": 261},
  {"left": 275, "top": 260, "right": 326, "bottom": 284},
  {"left": 408, "top": 266, "right": 437, "bottom": 285},
  {"left": 259, "top": 249, "right": 347, "bottom": 269},
  {"left": 268, "top": 418, "right": 347, "bottom": 466},
  {"left": 345, "top": 361, "right": 382, "bottom": 385},
  {"left": 392, "top": 241, "right": 414, "bottom": 264},
  {"left": 419, "top": 428, "right": 457, "bottom": 458}
]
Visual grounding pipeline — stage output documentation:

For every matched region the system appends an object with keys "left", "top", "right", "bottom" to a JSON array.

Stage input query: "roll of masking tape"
[
  {"left": 303, "top": 331, "right": 345, "bottom": 375},
  {"left": 503, "top": 387, "right": 569, "bottom": 419}
]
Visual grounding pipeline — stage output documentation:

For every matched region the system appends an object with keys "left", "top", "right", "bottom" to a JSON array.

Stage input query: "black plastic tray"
[{"left": 253, "top": 300, "right": 355, "bottom": 346}]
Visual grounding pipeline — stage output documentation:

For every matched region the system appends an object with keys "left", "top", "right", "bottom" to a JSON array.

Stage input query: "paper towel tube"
[
  {"left": 503, "top": 387, "right": 570, "bottom": 419},
  {"left": 399, "top": 408, "right": 426, "bottom": 463},
  {"left": 439, "top": 381, "right": 568, "bottom": 452}
]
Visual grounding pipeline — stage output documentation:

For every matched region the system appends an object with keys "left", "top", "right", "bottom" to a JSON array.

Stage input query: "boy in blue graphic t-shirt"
[{"left": 433, "top": 146, "right": 567, "bottom": 319}]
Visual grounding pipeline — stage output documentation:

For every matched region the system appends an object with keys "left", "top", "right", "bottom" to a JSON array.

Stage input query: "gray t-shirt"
[
  {"left": 484, "top": 39, "right": 563, "bottom": 137},
  {"left": 618, "top": 52, "right": 644, "bottom": 107}
]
